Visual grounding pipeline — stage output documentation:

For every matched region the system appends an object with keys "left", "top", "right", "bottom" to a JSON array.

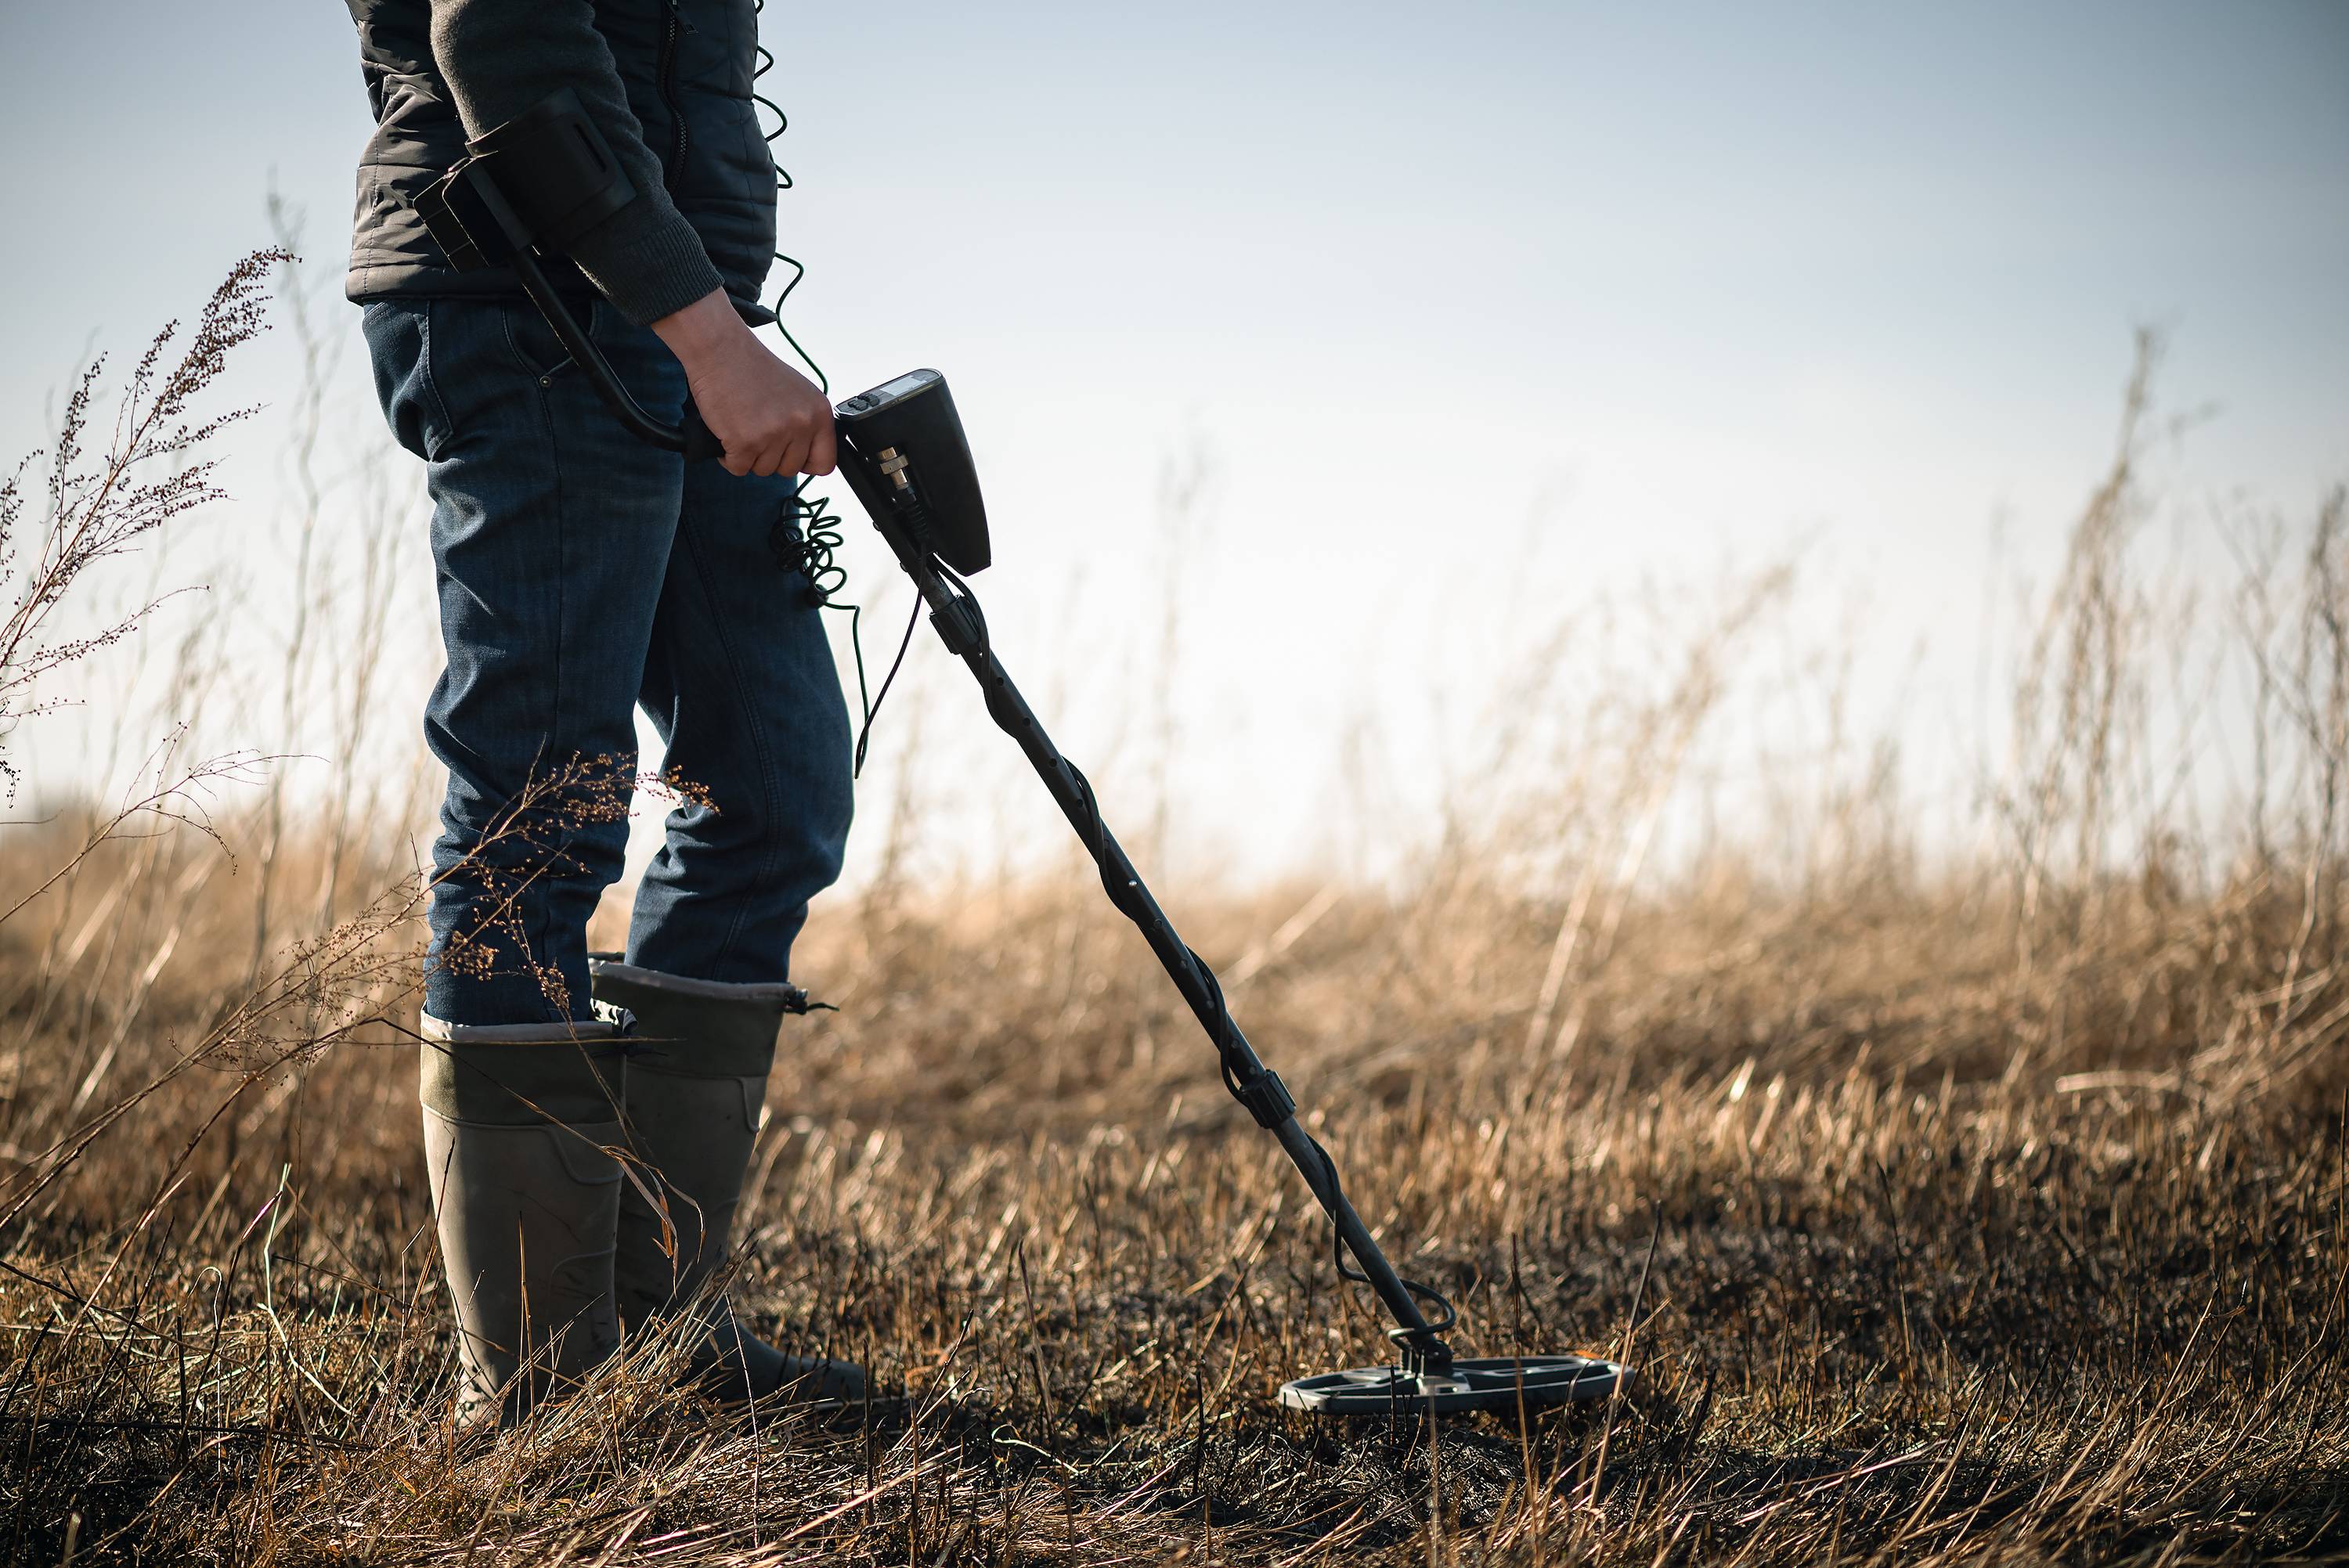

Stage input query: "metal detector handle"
[
  {"left": 508, "top": 250, "right": 726, "bottom": 464},
  {"left": 675, "top": 402, "right": 723, "bottom": 465}
]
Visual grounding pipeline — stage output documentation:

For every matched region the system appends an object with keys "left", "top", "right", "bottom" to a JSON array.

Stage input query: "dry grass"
[{"left": 0, "top": 273, "right": 2343, "bottom": 1564}]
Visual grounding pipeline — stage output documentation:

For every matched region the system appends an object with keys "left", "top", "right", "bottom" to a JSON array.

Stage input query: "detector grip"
[{"left": 677, "top": 401, "right": 724, "bottom": 465}]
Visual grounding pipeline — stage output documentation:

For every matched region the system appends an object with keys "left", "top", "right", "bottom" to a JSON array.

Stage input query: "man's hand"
[{"left": 649, "top": 288, "right": 836, "bottom": 478}]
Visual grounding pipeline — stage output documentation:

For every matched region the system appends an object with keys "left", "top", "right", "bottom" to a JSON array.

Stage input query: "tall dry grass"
[{"left": 0, "top": 268, "right": 2340, "bottom": 1564}]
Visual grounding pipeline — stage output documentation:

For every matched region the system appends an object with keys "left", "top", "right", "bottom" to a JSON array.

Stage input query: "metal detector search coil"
[
  {"left": 1279, "top": 1354, "right": 1625, "bottom": 1416},
  {"left": 426, "top": 90, "right": 1632, "bottom": 1417}
]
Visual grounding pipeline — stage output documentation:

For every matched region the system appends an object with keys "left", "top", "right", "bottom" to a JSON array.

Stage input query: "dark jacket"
[{"left": 345, "top": 0, "right": 777, "bottom": 326}]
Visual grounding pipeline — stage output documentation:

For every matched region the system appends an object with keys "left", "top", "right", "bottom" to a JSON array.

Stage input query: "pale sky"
[{"left": 3, "top": 2, "right": 2344, "bottom": 880}]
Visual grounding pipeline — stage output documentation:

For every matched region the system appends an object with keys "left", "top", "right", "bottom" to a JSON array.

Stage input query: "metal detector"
[{"left": 408, "top": 96, "right": 1628, "bottom": 1417}]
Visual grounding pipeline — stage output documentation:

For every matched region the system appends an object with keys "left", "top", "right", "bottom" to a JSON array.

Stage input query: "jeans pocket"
[
  {"left": 362, "top": 299, "right": 456, "bottom": 463},
  {"left": 500, "top": 297, "right": 594, "bottom": 384}
]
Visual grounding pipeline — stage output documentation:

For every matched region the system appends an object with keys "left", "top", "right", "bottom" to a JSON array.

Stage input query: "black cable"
[
  {"left": 858, "top": 595, "right": 922, "bottom": 777},
  {"left": 773, "top": 485, "right": 917, "bottom": 780},
  {"left": 749, "top": 6, "right": 918, "bottom": 773},
  {"left": 750, "top": 0, "right": 825, "bottom": 394},
  {"left": 1308, "top": 1137, "right": 1457, "bottom": 1350}
]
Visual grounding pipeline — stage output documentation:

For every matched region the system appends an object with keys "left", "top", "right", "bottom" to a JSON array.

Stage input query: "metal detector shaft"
[
  {"left": 850, "top": 481, "right": 1452, "bottom": 1370},
  {"left": 489, "top": 266, "right": 1452, "bottom": 1368}
]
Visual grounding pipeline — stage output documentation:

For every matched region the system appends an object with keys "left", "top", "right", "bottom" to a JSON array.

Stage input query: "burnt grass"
[{"left": 1, "top": 866, "right": 2344, "bottom": 1565}]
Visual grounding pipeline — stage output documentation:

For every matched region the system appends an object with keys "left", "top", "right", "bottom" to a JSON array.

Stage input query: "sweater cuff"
[{"left": 567, "top": 196, "right": 726, "bottom": 326}]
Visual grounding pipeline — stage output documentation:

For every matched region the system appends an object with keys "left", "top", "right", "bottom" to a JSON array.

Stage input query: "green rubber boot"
[
  {"left": 419, "top": 1015, "right": 629, "bottom": 1429},
  {"left": 590, "top": 958, "right": 867, "bottom": 1411}
]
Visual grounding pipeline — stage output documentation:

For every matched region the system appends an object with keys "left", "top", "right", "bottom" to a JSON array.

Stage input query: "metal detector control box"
[{"left": 832, "top": 370, "right": 991, "bottom": 575}]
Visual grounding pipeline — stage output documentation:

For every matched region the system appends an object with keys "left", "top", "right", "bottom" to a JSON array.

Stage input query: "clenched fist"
[{"left": 648, "top": 287, "right": 836, "bottom": 478}]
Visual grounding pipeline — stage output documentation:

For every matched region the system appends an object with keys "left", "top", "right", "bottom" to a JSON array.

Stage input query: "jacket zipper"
[{"left": 658, "top": 0, "right": 693, "bottom": 185}]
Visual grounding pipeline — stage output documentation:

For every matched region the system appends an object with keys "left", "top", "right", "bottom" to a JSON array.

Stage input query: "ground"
[{"left": 2, "top": 862, "right": 2340, "bottom": 1565}]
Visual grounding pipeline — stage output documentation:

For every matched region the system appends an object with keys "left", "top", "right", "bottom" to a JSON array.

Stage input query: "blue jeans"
[{"left": 362, "top": 296, "right": 853, "bottom": 1026}]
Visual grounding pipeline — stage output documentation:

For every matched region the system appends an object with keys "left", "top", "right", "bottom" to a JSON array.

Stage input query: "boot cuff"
[
  {"left": 586, "top": 957, "right": 811, "bottom": 1011},
  {"left": 586, "top": 959, "right": 796, "bottom": 1074},
  {"left": 419, "top": 1018, "right": 630, "bottom": 1126},
  {"left": 420, "top": 1011, "right": 628, "bottom": 1045}
]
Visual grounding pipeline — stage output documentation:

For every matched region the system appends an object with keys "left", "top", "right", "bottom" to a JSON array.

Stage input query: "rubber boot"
[
  {"left": 590, "top": 958, "right": 867, "bottom": 1410},
  {"left": 420, "top": 1015, "right": 629, "bottom": 1429}
]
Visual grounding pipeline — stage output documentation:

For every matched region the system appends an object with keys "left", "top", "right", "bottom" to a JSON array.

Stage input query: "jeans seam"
[
  {"left": 416, "top": 301, "right": 456, "bottom": 460},
  {"left": 525, "top": 327, "right": 572, "bottom": 1017},
  {"left": 674, "top": 502, "right": 785, "bottom": 975}
]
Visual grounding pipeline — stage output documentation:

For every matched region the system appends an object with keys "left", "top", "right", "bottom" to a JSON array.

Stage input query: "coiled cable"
[
  {"left": 749, "top": 0, "right": 824, "bottom": 395},
  {"left": 751, "top": 2, "right": 923, "bottom": 777},
  {"left": 773, "top": 481, "right": 918, "bottom": 780}
]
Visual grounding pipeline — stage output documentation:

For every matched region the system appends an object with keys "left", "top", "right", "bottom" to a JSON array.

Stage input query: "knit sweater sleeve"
[{"left": 427, "top": 0, "right": 723, "bottom": 326}]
